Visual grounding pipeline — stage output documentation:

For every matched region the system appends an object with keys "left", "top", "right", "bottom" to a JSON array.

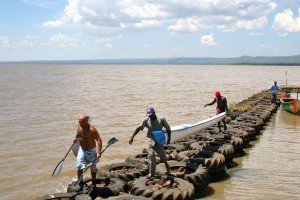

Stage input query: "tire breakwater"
[{"left": 37, "top": 90, "right": 278, "bottom": 200}]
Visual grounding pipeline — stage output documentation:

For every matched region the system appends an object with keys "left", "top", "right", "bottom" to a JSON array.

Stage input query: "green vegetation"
[{"left": 229, "top": 102, "right": 256, "bottom": 111}]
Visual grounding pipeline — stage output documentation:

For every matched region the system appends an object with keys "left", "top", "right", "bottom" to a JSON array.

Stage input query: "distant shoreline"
[
  {"left": 1, "top": 63, "right": 299, "bottom": 66},
  {"left": 1, "top": 54, "right": 300, "bottom": 65}
]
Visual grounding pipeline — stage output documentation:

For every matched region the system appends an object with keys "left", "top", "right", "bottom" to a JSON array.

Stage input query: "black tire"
[
  {"left": 125, "top": 153, "right": 160, "bottom": 165},
  {"left": 229, "top": 119, "right": 261, "bottom": 136},
  {"left": 189, "top": 141, "right": 235, "bottom": 168},
  {"left": 237, "top": 114, "right": 264, "bottom": 127},
  {"left": 199, "top": 133, "right": 244, "bottom": 157},
  {"left": 82, "top": 177, "right": 125, "bottom": 199},
  {"left": 176, "top": 150, "right": 227, "bottom": 182},
  {"left": 104, "top": 193, "right": 152, "bottom": 199},
  {"left": 75, "top": 194, "right": 92, "bottom": 200},
  {"left": 129, "top": 175, "right": 194, "bottom": 200},
  {"left": 97, "top": 162, "right": 148, "bottom": 182},
  {"left": 223, "top": 126, "right": 250, "bottom": 148},
  {"left": 156, "top": 161, "right": 209, "bottom": 197},
  {"left": 227, "top": 124, "right": 257, "bottom": 141},
  {"left": 36, "top": 192, "right": 77, "bottom": 200},
  {"left": 164, "top": 143, "right": 187, "bottom": 154},
  {"left": 173, "top": 138, "right": 198, "bottom": 148},
  {"left": 242, "top": 110, "right": 270, "bottom": 123}
]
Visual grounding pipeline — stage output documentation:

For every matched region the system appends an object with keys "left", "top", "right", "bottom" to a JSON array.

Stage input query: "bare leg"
[
  {"left": 75, "top": 170, "right": 84, "bottom": 191},
  {"left": 165, "top": 162, "right": 170, "bottom": 175},
  {"left": 77, "top": 169, "right": 83, "bottom": 179},
  {"left": 91, "top": 170, "right": 97, "bottom": 187},
  {"left": 223, "top": 119, "right": 227, "bottom": 130}
]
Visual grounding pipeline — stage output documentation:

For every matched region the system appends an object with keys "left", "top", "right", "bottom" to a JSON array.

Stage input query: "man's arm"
[
  {"left": 204, "top": 98, "right": 216, "bottom": 107},
  {"left": 224, "top": 97, "right": 229, "bottom": 112},
  {"left": 73, "top": 126, "right": 80, "bottom": 143},
  {"left": 92, "top": 127, "right": 102, "bottom": 158},
  {"left": 162, "top": 118, "right": 171, "bottom": 144},
  {"left": 129, "top": 127, "right": 141, "bottom": 145}
]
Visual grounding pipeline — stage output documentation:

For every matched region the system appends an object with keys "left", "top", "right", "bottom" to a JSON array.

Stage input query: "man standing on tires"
[
  {"left": 129, "top": 107, "right": 171, "bottom": 178},
  {"left": 74, "top": 115, "right": 102, "bottom": 189},
  {"left": 268, "top": 81, "right": 280, "bottom": 105}
]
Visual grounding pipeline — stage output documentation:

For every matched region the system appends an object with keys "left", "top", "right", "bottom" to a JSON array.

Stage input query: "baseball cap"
[
  {"left": 215, "top": 91, "right": 221, "bottom": 97},
  {"left": 146, "top": 107, "right": 155, "bottom": 116}
]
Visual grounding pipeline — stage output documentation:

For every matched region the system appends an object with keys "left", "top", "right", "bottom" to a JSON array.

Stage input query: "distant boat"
[{"left": 279, "top": 86, "right": 300, "bottom": 114}]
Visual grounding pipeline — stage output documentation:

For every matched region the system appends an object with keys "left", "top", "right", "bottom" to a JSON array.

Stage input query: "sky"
[{"left": 0, "top": 0, "right": 299, "bottom": 61}]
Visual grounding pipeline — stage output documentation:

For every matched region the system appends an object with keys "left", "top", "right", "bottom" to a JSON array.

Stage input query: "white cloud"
[
  {"left": 17, "top": 40, "right": 34, "bottom": 47},
  {"left": 49, "top": 33, "right": 79, "bottom": 48},
  {"left": 43, "top": 20, "right": 64, "bottom": 28},
  {"left": 42, "top": 0, "right": 278, "bottom": 33},
  {"left": 168, "top": 17, "right": 203, "bottom": 33},
  {"left": 201, "top": 33, "right": 216, "bottom": 46},
  {"left": 96, "top": 37, "right": 112, "bottom": 48},
  {"left": 272, "top": 9, "right": 300, "bottom": 34},
  {"left": 0, "top": 36, "right": 11, "bottom": 48},
  {"left": 133, "top": 20, "right": 162, "bottom": 29},
  {"left": 117, "top": 0, "right": 169, "bottom": 18}
]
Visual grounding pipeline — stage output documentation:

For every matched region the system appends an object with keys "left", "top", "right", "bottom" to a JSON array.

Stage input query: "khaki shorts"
[{"left": 146, "top": 138, "right": 167, "bottom": 163}]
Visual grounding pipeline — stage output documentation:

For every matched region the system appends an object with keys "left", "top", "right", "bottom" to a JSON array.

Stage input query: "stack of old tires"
[{"left": 37, "top": 90, "right": 279, "bottom": 200}]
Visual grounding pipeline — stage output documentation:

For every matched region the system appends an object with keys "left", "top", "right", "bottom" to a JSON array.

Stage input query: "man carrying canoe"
[
  {"left": 129, "top": 107, "right": 171, "bottom": 178},
  {"left": 73, "top": 115, "right": 102, "bottom": 188},
  {"left": 204, "top": 91, "right": 229, "bottom": 131}
]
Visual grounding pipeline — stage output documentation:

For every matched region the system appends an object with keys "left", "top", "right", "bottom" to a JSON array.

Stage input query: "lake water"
[{"left": 0, "top": 64, "right": 299, "bottom": 200}]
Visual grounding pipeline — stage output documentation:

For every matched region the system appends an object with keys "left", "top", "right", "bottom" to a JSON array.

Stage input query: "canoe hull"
[
  {"left": 168, "top": 112, "right": 226, "bottom": 143},
  {"left": 280, "top": 97, "right": 300, "bottom": 114}
]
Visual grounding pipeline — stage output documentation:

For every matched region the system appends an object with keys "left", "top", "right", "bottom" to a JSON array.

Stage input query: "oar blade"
[
  {"left": 52, "top": 159, "right": 65, "bottom": 177},
  {"left": 108, "top": 137, "right": 118, "bottom": 146}
]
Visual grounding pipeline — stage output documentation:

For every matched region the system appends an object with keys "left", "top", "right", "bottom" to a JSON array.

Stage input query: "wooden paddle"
[
  {"left": 52, "top": 141, "right": 79, "bottom": 177},
  {"left": 74, "top": 137, "right": 118, "bottom": 186}
]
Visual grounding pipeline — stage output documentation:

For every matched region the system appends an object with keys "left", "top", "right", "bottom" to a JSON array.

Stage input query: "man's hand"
[
  {"left": 129, "top": 138, "right": 133, "bottom": 145},
  {"left": 97, "top": 152, "right": 101, "bottom": 159},
  {"left": 73, "top": 138, "right": 79, "bottom": 143}
]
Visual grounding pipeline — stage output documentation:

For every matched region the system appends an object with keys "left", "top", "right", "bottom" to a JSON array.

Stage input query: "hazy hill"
[{"left": 1, "top": 55, "right": 300, "bottom": 65}]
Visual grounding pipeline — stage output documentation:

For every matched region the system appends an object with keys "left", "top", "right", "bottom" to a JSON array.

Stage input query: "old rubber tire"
[
  {"left": 156, "top": 161, "right": 209, "bottom": 197},
  {"left": 82, "top": 177, "right": 125, "bottom": 199},
  {"left": 226, "top": 124, "right": 257, "bottom": 141},
  {"left": 125, "top": 153, "right": 162, "bottom": 165},
  {"left": 176, "top": 150, "right": 227, "bottom": 182},
  {"left": 189, "top": 141, "right": 235, "bottom": 168},
  {"left": 97, "top": 162, "right": 148, "bottom": 182},
  {"left": 129, "top": 175, "right": 194, "bottom": 200},
  {"left": 198, "top": 133, "right": 244, "bottom": 157},
  {"left": 36, "top": 192, "right": 77, "bottom": 200},
  {"left": 104, "top": 193, "right": 151, "bottom": 199}
]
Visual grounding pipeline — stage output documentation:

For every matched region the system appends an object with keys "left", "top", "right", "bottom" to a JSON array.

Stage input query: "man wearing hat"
[
  {"left": 129, "top": 107, "right": 171, "bottom": 178},
  {"left": 204, "top": 91, "right": 229, "bottom": 131}
]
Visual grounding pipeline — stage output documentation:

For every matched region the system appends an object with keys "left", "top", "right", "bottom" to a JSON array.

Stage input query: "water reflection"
[{"left": 278, "top": 107, "right": 300, "bottom": 128}]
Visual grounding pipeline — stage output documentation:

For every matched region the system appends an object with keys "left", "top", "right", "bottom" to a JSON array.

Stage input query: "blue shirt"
[{"left": 268, "top": 84, "right": 280, "bottom": 94}]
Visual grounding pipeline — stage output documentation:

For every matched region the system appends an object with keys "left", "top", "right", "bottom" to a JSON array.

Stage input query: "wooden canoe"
[{"left": 280, "top": 85, "right": 300, "bottom": 114}]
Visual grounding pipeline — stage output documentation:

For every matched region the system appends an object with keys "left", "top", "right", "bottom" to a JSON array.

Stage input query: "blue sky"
[{"left": 0, "top": 0, "right": 299, "bottom": 61}]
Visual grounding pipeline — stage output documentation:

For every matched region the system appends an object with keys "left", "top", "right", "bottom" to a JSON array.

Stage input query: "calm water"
[{"left": 0, "top": 64, "right": 299, "bottom": 200}]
